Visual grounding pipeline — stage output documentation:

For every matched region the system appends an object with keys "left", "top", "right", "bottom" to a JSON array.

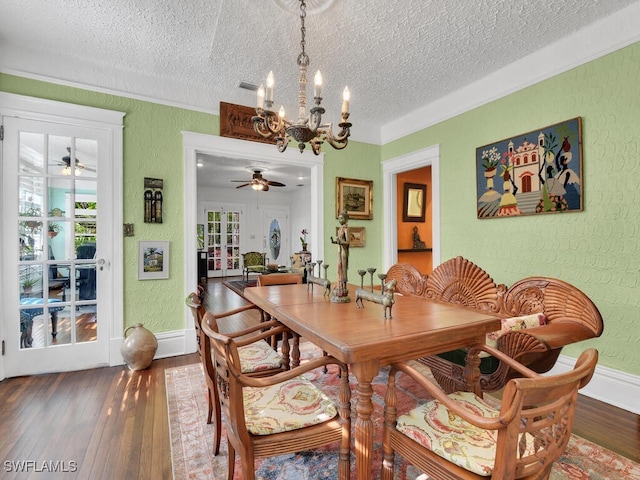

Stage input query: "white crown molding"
[{"left": 381, "top": 1, "right": 640, "bottom": 145}]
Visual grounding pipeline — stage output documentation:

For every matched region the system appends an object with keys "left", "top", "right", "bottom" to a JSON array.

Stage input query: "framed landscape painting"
[
  {"left": 336, "top": 177, "right": 373, "bottom": 220},
  {"left": 138, "top": 241, "right": 169, "bottom": 280},
  {"left": 476, "top": 117, "right": 583, "bottom": 218}
]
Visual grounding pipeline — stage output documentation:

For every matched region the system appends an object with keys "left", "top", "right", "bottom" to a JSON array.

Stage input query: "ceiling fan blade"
[
  {"left": 235, "top": 183, "right": 251, "bottom": 189},
  {"left": 266, "top": 180, "right": 286, "bottom": 187},
  {"left": 231, "top": 179, "right": 252, "bottom": 182}
]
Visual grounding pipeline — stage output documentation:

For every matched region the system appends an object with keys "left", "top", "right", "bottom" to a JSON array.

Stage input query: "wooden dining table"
[{"left": 244, "top": 283, "right": 501, "bottom": 480}]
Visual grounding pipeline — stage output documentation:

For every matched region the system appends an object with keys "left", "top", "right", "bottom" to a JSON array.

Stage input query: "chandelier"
[{"left": 252, "top": 0, "right": 351, "bottom": 155}]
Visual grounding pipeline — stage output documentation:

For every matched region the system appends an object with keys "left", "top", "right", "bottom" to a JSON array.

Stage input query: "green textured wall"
[
  {"left": 321, "top": 142, "right": 382, "bottom": 278},
  {"left": 382, "top": 42, "right": 640, "bottom": 375},
  {"left": 0, "top": 73, "right": 216, "bottom": 333}
]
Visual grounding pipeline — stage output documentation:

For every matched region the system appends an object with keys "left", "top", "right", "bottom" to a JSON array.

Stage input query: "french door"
[
  {"left": 1, "top": 112, "right": 117, "bottom": 377},
  {"left": 206, "top": 206, "right": 242, "bottom": 277}
]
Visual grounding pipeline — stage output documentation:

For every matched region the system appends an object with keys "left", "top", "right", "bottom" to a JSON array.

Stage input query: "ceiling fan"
[
  {"left": 231, "top": 169, "right": 286, "bottom": 192},
  {"left": 59, "top": 147, "right": 96, "bottom": 175}
]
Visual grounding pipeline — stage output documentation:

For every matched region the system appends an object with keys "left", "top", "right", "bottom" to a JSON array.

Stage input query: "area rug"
[
  {"left": 222, "top": 279, "right": 256, "bottom": 297},
  {"left": 166, "top": 347, "right": 640, "bottom": 480}
]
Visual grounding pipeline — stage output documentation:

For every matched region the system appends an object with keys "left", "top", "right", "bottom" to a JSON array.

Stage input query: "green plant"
[
  {"left": 48, "top": 222, "right": 63, "bottom": 233},
  {"left": 19, "top": 207, "right": 43, "bottom": 234},
  {"left": 20, "top": 265, "right": 41, "bottom": 290}
]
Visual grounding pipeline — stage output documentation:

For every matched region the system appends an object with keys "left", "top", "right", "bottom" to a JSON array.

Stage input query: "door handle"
[{"left": 97, "top": 258, "right": 108, "bottom": 271}]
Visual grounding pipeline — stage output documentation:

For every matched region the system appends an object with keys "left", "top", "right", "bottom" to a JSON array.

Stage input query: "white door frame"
[
  {"left": 0, "top": 92, "right": 124, "bottom": 379},
  {"left": 381, "top": 145, "right": 441, "bottom": 272},
  {"left": 182, "top": 133, "right": 323, "bottom": 353}
]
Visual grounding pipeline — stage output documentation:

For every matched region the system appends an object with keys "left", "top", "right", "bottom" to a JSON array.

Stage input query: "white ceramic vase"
[{"left": 121, "top": 323, "right": 158, "bottom": 371}]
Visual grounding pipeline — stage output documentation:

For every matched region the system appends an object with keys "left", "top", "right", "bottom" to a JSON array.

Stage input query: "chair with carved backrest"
[
  {"left": 241, "top": 251, "right": 266, "bottom": 281},
  {"left": 381, "top": 345, "right": 598, "bottom": 480},
  {"left": 201, "top": 311, "right": 351, "bottom": 480},
  {"left": 185, "top": 293, "right": 288, "bottom": 455},
  {"left": 387, "top": 256, "right": 603, "bottom": 394}
]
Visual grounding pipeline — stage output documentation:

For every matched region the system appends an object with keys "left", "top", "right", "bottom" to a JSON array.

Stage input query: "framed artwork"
[
  {"left": 143, "top": 177, "right": 163, "bottom": 223},
  {"left": 335, "top": 177, "right": 373, "bottom": 220},
  {"left": 476, "top": 117, "right": 583, "bottom": 218},
  {"left": 349, "top": 226, "right": 366, "bottom": 247},
  {"left": 138, "top": 241, "right": 169, "bottom": 280},
  {"left": 402, "top": 183, "right": 426, "bottom": 222},
  {"left": 336, "top": 225, "right": 366, "bottom": 247}
]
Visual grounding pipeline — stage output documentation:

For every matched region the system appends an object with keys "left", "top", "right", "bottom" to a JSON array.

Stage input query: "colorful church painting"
[{"left": 476, "top": 117, "right": 583, "bottom": 218}]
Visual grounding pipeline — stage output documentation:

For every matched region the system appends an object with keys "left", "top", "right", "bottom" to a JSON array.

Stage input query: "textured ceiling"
[{"left": 2, "top": 0, "right": 639, "bottom": 190}]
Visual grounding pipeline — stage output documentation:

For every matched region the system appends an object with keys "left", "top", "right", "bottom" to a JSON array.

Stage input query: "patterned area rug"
[
  {"left": 166, "top": 346, "right": 640, "bottom": 480},
  {"left": 222, "top": 279, "right": 256, "bottom": 297}
]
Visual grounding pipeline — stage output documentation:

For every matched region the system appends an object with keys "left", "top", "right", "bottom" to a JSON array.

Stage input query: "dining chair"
[
  {"left": 185, "top": 293, "right": 288, "bottom": 455},
  {"left": 201, "top": 311, "right": 352, "bottom": 480},
  {"left": 381, "top": 345, "right": 598, "bottom": 480},
  {"left": 255, "top": 272, "right": 302, "bottom": 286},
  {"left": 254, "top": 272, "right": 314, "bottom": 367}
]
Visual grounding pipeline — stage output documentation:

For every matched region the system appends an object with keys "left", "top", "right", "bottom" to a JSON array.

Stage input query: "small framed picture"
[
  {"left": 334, "top": 226, "right": 366, "bottom": 247},
  {"left": 349, "top": 226, "right": 366, "bottom": 247},
  {"left": 138, "top": 241, "right": 169, "bottom": 280}
]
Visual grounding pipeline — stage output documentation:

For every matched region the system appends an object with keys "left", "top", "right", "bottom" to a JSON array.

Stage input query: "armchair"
[
  {"left": 382, "top": 345, "right": 598, "bottom": 479},
  {"left": 241, "top": 251, "right": 266, "bottom": 281},
  {"left": 201, "top": 314, "right": 351, "bottom": 480},
  {"left": 185, "top": 294, "right": 287, "bottom": 455}
]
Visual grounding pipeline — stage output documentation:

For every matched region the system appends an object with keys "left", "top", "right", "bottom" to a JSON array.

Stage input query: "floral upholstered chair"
[
  {"left": 185, "top": 294, "right": 287, "bottom": 456},
  {"left": 241, "top": 251, "right": 266, "bottom": 281},
  {"left": 381, "top": 345, "right": 598, "bottom": 480},
  {"left": 202, "top": 311, "right": 351, "bottom": 480}
]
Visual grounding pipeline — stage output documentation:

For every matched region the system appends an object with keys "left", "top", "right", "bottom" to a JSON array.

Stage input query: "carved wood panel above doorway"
[{"left": 219, "top": 102, "right": 276, "bottom": 145}]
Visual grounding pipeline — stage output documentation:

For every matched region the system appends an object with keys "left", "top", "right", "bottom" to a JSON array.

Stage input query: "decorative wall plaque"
[{"left": 219, "top": 102, "right": 276, "bottom": 145}]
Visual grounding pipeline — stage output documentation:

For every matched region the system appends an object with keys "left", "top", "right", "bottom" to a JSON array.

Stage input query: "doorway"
[
  {"left": 0, "top": 94, "right": 124, "bottom": 378},
  {"left": 382, "top": 145, "right": 441, "bottom": 271},
  {"left": 182, "top": 133, "right": 324, "bottom": 349}
]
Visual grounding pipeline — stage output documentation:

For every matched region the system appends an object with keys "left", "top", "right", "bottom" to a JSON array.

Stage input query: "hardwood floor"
[{"left": 0, "top": 278, "right": 637, "bottom": 480}]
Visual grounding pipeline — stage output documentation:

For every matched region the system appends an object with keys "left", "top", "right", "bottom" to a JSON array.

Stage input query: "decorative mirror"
[{"left": 402, "top": 183, "right": 426, "bottom": 222}]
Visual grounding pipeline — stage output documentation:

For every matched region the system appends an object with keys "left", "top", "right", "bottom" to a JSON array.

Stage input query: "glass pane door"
[
  {"left": 206, "top": 207, "right": 242, "bottom": 277},
  {"left": 3, "top": 116, "right": 110, "bottom": 376}
]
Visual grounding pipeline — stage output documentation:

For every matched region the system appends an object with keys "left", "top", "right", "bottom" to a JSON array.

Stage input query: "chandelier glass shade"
[{"left": 252, "top": 0, "right": 351, "bottom": 155}]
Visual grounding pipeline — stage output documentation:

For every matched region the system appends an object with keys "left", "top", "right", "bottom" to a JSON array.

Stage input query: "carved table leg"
[{"left": 350, "top": 360, "right": 379, "bottom": 480}]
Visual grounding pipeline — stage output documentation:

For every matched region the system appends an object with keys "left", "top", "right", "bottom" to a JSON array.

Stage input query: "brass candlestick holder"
[{"left": 367, "top": 268, "right": 377, "bottom": 292}]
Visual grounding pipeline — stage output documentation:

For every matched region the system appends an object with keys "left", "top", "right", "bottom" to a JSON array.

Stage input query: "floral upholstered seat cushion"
[
  {"left": 238, "top": 340, "right": 283, "bottom": 373},
  {"left": 243, "top": 376, "right": 337, "bottom": 435},
  {"left": 396, "top": 391, "right": 536, "bottom": 476}
]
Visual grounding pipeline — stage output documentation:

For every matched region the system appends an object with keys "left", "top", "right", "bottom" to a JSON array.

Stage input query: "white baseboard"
[
  {"left": 109, "top": 328, "right": 198, "bottom": 367},
  {"left": 548, "top": 354, "right": 640, "bottom": 415}
]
